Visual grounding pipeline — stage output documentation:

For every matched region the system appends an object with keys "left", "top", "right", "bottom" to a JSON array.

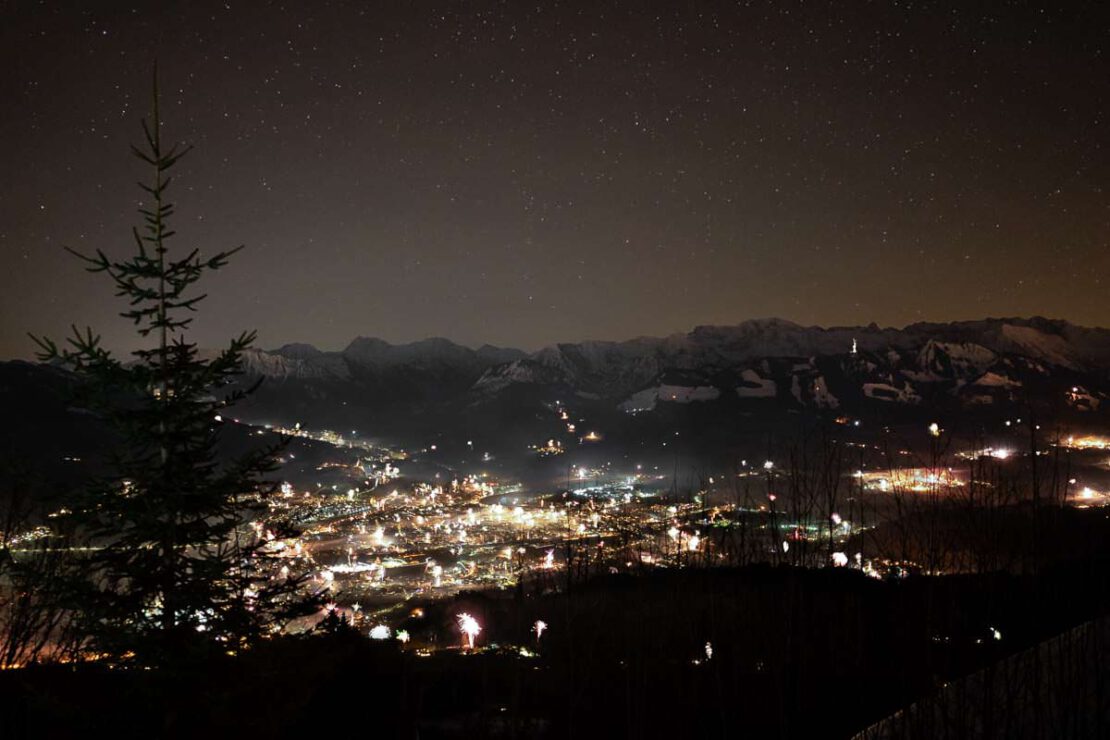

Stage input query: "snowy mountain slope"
[
  {"left": 469, "top": 318, "right": 1109, "bottom": 404},
  {"left": 230, "top": 317, "right": 1109, "bottom": 419}
]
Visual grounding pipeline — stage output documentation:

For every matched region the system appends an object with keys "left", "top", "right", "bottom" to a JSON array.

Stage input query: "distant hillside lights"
[
  {"left": 1075, "top": 487, "right": 1110, "bottom": 507},
  {"left": 956, "top": 447, "right": 1014, "bottom": 461},
  {"left": 1060, "top": 435, "right": 1110, "bottom": 450},
  {"left": 530, "top": 439, "right": 564, "bottom": 457},
  {"left": 855, "top": 467, "right": 965, "bottom": 493}
]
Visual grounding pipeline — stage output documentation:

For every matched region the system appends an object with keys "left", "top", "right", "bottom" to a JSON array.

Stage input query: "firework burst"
[{"left": 457, "top": 612, "right": 481, "bottom": 649}]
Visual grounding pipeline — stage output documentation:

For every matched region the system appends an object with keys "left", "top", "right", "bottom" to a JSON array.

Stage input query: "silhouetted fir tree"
[
  {"left": 30, "top": 71, "right": 322, "bottom": 666},
  {"left": 314, "top": 607, "right": 357, "bottom": 637}
]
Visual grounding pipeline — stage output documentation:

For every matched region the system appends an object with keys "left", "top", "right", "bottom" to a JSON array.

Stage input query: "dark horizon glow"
[{"left": 2, "top": 2, "right": 1108, "bottom": 359}]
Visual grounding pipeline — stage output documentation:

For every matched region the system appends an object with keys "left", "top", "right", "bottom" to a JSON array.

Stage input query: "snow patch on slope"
[
  {"left": 620, "top": 384, "right": 720, "bottom": 412},
  {"left": 736, "top": 369, "right": 777, "bottom": 398},
  {"left": 863, "top": 381, "right": 921, "bottom": 404},
  {"left": 973, "top": 372, "right": 1021, "bottom": 389}
]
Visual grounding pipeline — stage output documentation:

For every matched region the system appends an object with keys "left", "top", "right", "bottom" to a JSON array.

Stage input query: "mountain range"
[
  {"left": 4, "top": 316, "right": 1108, "bottom": 489},
  {"left": 236, "top": 317, "right": 1109, "bottom": 423}
]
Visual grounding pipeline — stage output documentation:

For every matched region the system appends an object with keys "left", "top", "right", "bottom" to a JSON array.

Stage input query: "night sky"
[{"left": 3, "top": 1, "right": 1108, "bottom": 359}]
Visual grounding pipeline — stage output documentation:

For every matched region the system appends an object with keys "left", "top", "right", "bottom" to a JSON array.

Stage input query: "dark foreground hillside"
[{"left": 3, "top": 554, "right": 1109, "bottom": 739}]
